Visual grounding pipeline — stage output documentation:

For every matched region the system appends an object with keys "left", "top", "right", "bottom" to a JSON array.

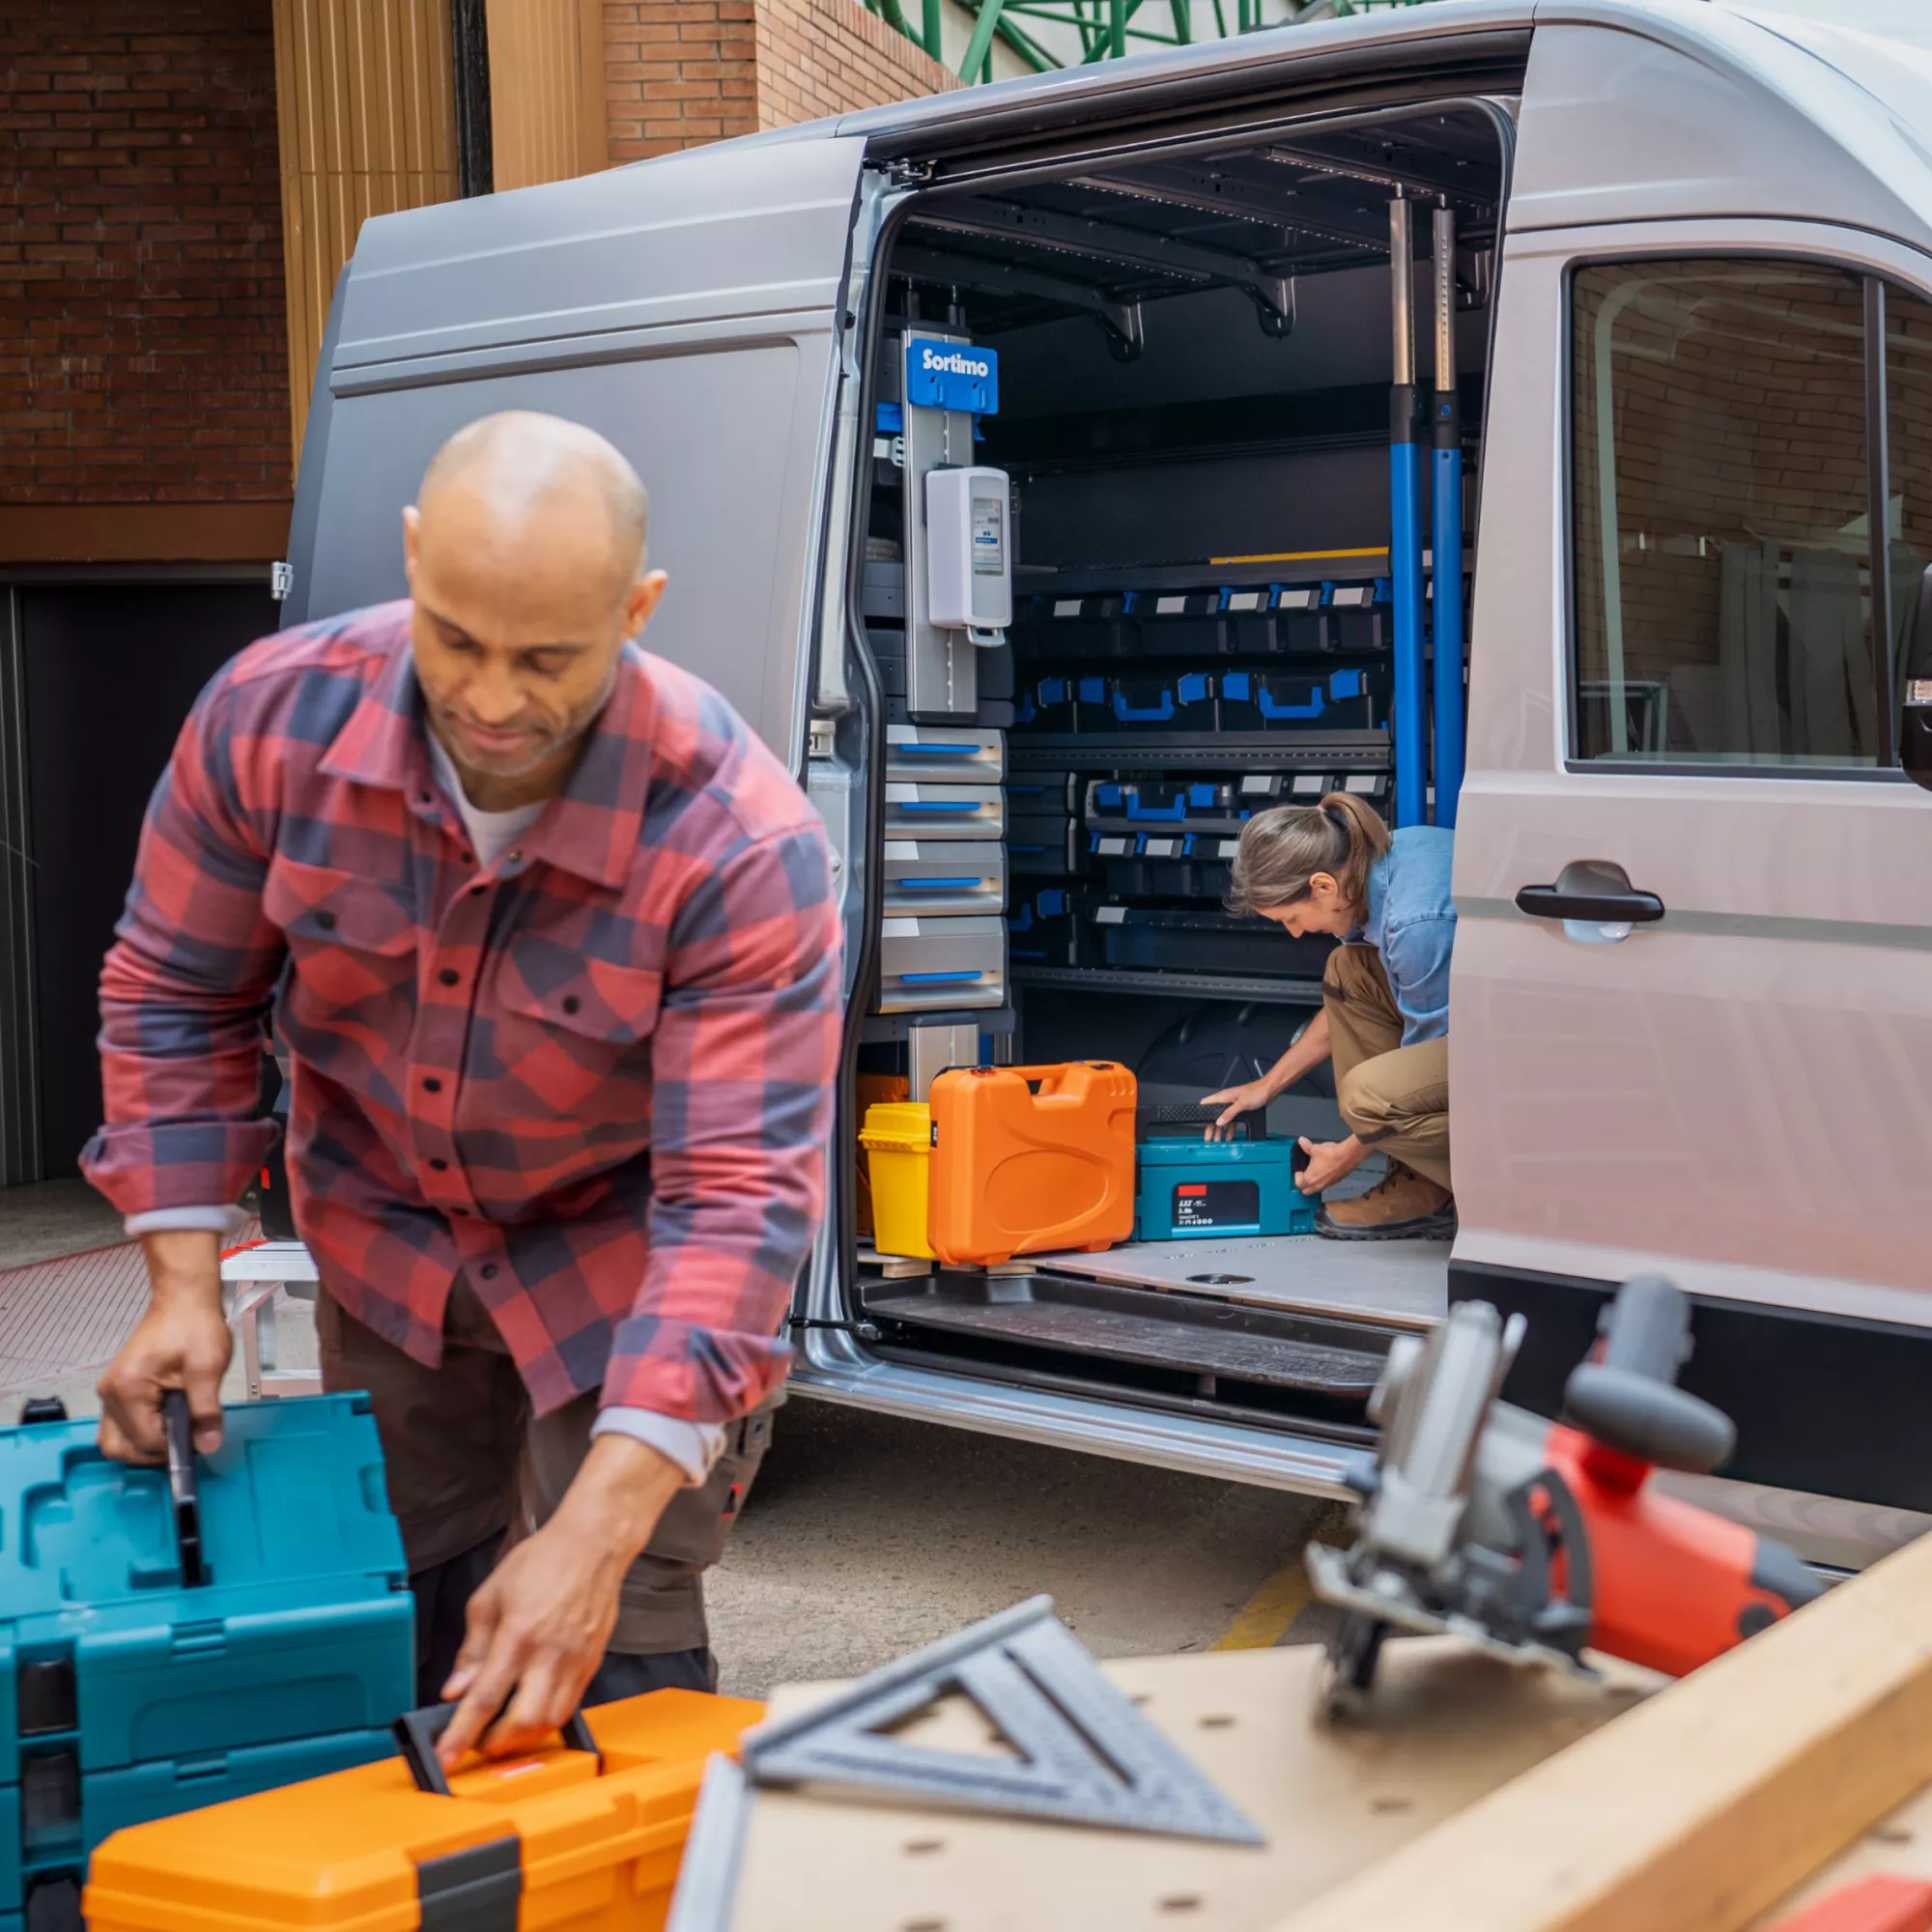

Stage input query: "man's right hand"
[{"left": 97, "top": 1229, "right": 232, "bottom": 1463}]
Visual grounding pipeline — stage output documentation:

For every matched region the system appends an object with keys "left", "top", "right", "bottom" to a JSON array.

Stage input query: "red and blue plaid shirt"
[{"left": 83, "top": 602, "right": 843, "bottom": 1424}]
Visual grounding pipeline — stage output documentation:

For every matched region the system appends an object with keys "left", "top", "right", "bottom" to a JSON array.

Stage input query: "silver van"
[{"left": 285, "top": 0, "right": 1932, "bottom": 1568}]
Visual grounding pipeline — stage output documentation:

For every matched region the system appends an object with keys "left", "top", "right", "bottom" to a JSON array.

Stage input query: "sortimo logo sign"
[{"left": 920, "top": 346, "right": 992, "bottom": 380}]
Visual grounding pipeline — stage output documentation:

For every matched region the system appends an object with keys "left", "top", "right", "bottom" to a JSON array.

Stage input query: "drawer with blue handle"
[
  {"left": 882, "top": 839, "right": 1008, "bottom": 916},
  {"left": 884, "top": 724, "right": 1005, "bottom": 785},
  {"left": 1088, "top": 780, "right": 1247, "bottom": 834},
  {"left": 1218, "top": 667, "right": 1385, "bottom": 732},
  {"left": 1075, "top": 672, "right": 1217, "bottom": 732},
  {"left": 877, "top": 914, "right": 1007, "bottom": 1013},
  {"left": 1003, "top": 770, "right": 1082, "bottom": 814},
  {"left": 883, "top": 781, "right": 1005, "bottom": 842}
]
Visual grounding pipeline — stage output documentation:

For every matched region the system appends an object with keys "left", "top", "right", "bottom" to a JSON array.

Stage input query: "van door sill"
[{"left": 1025, "top": 1236, "right": 1448, "bottom": 1332}]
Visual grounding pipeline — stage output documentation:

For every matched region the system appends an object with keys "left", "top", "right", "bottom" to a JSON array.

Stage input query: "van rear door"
[{"left": 287, "top": 132, "right": 868, "bottom": 761}]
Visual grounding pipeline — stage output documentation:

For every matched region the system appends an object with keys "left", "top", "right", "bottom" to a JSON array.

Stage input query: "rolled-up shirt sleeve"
[
  {"left": 81, "top": 673, "right": 286, "bottom": 1216},
  {"left": 599, "top": 821, "right": 842, "bottom": 1425}
]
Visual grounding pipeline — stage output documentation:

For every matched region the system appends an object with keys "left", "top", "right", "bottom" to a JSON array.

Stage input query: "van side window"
[{"left": 1570, "top": 261, "right": 1880, "bottom": 768}]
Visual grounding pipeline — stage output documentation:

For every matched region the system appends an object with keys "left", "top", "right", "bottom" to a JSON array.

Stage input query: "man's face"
[{"left": 402, "top": 485, "right": 665, "bottom": 788}]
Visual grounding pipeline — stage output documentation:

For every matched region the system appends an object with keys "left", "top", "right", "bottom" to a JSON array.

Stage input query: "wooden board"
[
  {"left": 727, "top": 1637, "right": 1661, "bottom": 1932},
  {"left": 1748, "top": 1780, "right": 1932, "bottom": 1927},
  {"left": 1271, "top": 1527, "right": 1932, "bottom": 1932}
]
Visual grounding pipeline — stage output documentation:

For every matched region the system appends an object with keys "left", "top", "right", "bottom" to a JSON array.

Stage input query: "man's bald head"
[
  {"left": 418, "top": 412, "right": 648, "bottom": 593},
  {"left": 401, "top": 412, "right": 669, "bottom": 810}
]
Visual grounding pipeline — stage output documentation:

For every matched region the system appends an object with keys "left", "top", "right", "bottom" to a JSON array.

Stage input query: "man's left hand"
[{"left": 436, "top": 1434, "right": 684, "bottom": 1768}]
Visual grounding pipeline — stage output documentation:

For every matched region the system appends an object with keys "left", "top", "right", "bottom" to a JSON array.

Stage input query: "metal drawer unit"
[
  {"left": 882, "top": 838, "right": 1008, "bottom": 917},
  {"left": 884, "top": 724, "right": 1006, "bottom": 785},
  {"left": 883, "top": 781, "right": 1005, "bottom": 841},
  {"left": 878, "top": 914, "right": 1008, "bottom": 1012}
]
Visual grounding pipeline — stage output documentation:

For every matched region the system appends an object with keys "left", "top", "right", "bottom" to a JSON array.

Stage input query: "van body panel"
[
  {"left": 1453, "top": 212, "right": 1932, "bottom": 1324},
  {"left": 1509, "top": 14, "right": 1932, "bottom": 248},
  {"left": 328, "top": 136, "right": 869, "bottom": 374},
  {"left": 291, "top": 138, "right": 867, "bottom": 760}
]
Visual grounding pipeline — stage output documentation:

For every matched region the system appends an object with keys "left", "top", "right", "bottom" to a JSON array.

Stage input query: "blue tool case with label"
[
  {"left": 1133, "top": 1120, "right": 1318, "bottom": 1240},
  {"left": 0, "top": 1393, "right": 412, "bottom": 1926}
]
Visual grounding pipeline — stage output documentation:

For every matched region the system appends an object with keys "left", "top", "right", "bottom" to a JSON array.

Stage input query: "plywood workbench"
[{"left": 728, "top": 1637, "right": 1662, "bottom": 1932}]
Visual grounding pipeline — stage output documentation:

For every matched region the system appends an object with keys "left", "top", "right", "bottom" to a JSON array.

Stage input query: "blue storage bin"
[
  {"left": 1134, "top": 1137, "right": 1318, "bottom": 1240},
  {"left": 0, "top": 1395, "right": 412, "bottom": 1917}
]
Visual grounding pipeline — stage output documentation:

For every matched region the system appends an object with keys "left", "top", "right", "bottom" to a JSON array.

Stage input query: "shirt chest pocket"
[
  {"left": 487, "top": 946, "right": 665, "bottom": 1124},
  {"left": 264, "top": 857, "right": 417, "bottom": 1018}
]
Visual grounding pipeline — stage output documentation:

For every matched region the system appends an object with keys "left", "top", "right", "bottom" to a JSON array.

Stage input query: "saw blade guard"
[{"left": 1361, "top": 1301, "right": 1526, "bottom": 1572}]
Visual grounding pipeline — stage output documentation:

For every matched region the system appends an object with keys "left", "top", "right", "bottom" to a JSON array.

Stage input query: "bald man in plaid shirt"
[{"left": 85, "top": 412, "right": 842, "bottom": 1768}]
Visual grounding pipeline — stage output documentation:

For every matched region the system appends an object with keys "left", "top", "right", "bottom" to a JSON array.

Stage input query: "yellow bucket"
[{"left": 859, "top": 1101, "right": 933, "bottom": 1259}]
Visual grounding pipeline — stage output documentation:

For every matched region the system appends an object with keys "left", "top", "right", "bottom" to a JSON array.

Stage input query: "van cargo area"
[{"left": 838, "top": 106, "right": 1503, "bottom": 1445}]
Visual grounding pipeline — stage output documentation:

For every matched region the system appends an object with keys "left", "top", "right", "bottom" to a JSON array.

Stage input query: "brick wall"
[
  {"left": 755, "top": 0, "right": 961, "bottom": 132},
  {"left": 604, "top": 0, "right": 956, "bottom": 165},
  {"left": 0, "top": 1, "right": 290, "bottom": 514}
]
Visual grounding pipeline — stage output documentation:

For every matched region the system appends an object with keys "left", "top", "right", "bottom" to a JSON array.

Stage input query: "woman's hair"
[{"left": 1227, "top": 790, "right": 1391, "bottom": 917}]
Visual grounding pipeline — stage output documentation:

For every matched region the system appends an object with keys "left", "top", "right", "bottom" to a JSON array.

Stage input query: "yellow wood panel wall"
[
  {"left": 272, "top": 0, "right": 459, "bottom": 471},
  {"left": 486, "top": 0, "right": 610, "bottom": 193}
]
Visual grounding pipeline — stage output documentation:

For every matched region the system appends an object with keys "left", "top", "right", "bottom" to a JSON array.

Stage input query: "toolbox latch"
[{"left": 414, "top": 1834, "right": 522, "bottom": 1932}]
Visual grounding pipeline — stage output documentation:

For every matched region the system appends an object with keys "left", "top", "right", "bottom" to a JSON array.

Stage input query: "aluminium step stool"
[{"left": 220, "top": 1242, "right": 321, "bottom": 1400}]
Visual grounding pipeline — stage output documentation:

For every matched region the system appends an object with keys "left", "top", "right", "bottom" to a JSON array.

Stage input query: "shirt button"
[
  {"left": 429, "top": 1157, "right": 448, "bottom": 1172},
  {"left": 316, "top": 910, "right": 336, "bottom": 930},
  {"left": 479, "top": 1263, "right": 498, "bottom": 1280},
  {"left": 422, "top": 1076, "right": 441, "bottom": 1094},
  {"left": 562, "top": 995, "right": 581, "bottom": 1015},
  {"left": 460, "top": 852, "right": 475, "bottom": 867},
  {"left": 438, "top": 968, "right": 459, "bottom": 987}
]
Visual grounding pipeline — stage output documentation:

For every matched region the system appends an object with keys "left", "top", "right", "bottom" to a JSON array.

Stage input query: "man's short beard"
[{"left": 433, "top": 655, "right": 621, "bottom": 782}]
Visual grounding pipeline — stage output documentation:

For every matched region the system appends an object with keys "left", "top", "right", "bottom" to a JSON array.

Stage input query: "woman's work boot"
[{"left": 1316, "top": 1163, "right": 1456, "bottom": 1240}]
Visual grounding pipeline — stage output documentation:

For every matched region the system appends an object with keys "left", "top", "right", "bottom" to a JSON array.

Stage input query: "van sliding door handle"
[{"left": 1516, "top": 861, "right": 1664, "bottom": 924}]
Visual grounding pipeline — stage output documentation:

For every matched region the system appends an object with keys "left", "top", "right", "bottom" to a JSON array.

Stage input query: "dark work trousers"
[{"left": 317, "top": 1278, "right": 778, "bottom": 1708}]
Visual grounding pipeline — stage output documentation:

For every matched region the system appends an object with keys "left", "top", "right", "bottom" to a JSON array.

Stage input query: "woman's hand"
[
  {"left": 1200, "top": 1077, "right": 1277, "bottom": 1140},
  {"left": 1295, "top": 1135, "right": 1368, "bottom": 1195}
]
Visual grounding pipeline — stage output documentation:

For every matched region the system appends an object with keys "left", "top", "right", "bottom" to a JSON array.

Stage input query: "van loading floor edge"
[{"left": 1027, "top": 1236, "right": 1449, "bottom": 1331}]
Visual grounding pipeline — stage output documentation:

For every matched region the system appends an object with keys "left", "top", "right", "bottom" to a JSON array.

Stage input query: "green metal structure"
[{"left": 860, "top": 0, "right": 1440, "bottom": 85}]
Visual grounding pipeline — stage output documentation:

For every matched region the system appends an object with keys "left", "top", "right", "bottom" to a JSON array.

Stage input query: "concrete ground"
[
  {"left": 0, "top": 1177, "right": 126, "bottom": 1269},
  {"left": 706, "top": 1398, "right": 1345, "bottom": 1695}
]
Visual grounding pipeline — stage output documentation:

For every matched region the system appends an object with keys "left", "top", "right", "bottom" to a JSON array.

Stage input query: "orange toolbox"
[
  {"left": 82, "top": 1690, "right": 762, "bottom": 1932},
  {"left": 927, "top": 1062, "right": 1137, "bottom": 1266}
]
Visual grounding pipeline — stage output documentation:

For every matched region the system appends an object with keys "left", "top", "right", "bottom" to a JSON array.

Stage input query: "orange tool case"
[
  {"left": 82, "top": 1690, "right": 762, "bottom": 1932},
  {"left": 926, "top": 1062, "right": 1137, "bottom": 1266}
]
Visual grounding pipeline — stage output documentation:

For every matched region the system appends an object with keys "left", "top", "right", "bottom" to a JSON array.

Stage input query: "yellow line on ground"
[{"left": 1209, "top": 1558, "right": 1314, "bottom": 1651}]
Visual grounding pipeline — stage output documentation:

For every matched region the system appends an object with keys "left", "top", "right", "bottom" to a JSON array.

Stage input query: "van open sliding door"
[{"left": 286, "top": 133, "right": 869, "bottom": 764}]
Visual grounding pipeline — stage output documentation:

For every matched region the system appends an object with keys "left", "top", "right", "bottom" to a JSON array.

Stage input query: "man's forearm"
[
  {"left": 140, "top": 1228, "right": 224, "bottom": 1307},
  {"left": 553, "top": 1433, "right": 687, "bottom": 1565}
]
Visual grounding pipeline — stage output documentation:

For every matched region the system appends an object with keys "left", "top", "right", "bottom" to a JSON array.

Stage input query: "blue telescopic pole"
[
  {"left": 1388, "top": 197, "right": 1426, "bottom": 829},
  {"left": 1431, "top": 205, "right": 1465, "bottom": 829}
]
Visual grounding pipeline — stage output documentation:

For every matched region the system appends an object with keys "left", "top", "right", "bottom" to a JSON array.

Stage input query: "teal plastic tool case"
[
  {"left": 1134, "top": 1108, "right": 1317, "bottom": 1240},
  {"left": 0, "top": 1391, "right": 412, "bottom": 1929}
]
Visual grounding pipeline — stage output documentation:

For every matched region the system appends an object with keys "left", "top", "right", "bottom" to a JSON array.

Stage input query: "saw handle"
[
  {"left": 1564, "top": 1363, "right": 1736, "bottom": 1474},
  {"left": 1597, "top": 1274, "right": 1695, "bottom": 1384}
]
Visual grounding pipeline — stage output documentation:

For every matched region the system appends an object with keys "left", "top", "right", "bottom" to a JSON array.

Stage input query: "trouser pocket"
[{"left": 643, "top": 1393, "right": 782, "bottom": 1569}]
